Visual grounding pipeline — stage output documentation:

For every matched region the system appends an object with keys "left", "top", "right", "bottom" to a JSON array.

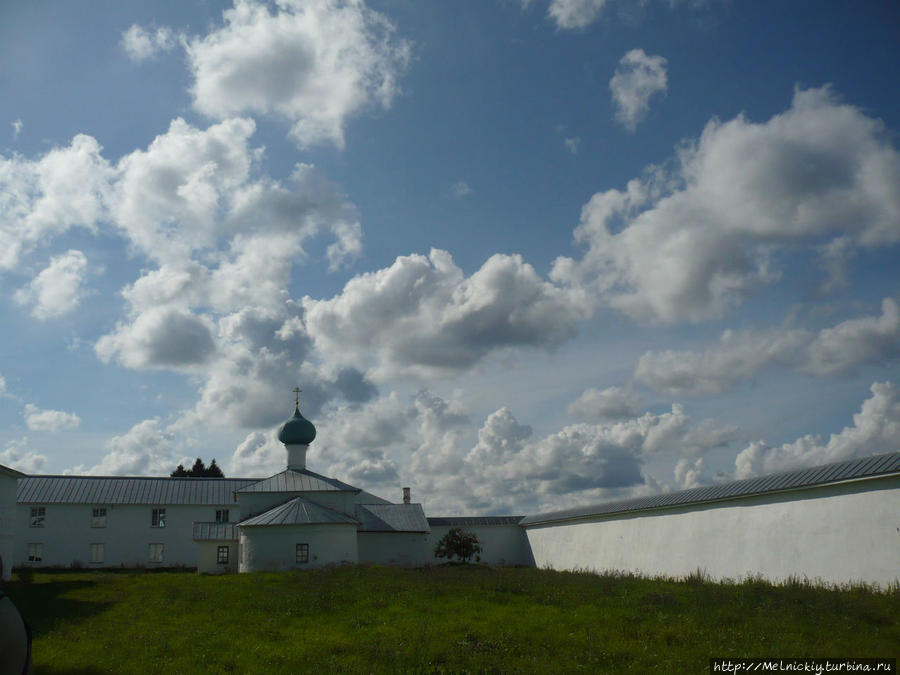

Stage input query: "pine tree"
[
  {"left": 190, "top": 458, "right": 206, "bottom": 476},
  {"left": 170, "top": 464, "right": 188, "bottom": 477},
  {"left": 205, "top": 459, "right": 224, "bottom": 478}
]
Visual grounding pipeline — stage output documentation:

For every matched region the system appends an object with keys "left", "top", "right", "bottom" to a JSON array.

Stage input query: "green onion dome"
[{"left": 278, "top": 406, "right": 316, "bottom": 445}]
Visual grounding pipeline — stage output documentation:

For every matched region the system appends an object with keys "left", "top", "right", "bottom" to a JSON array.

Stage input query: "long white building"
[{"left": 4, "top": 400, "right": 899, "bottom": 585}]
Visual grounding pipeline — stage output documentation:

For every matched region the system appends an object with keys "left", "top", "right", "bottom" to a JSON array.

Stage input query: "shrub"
[{"left": 434, "top": 527, "right": 482, "bottom": 563}]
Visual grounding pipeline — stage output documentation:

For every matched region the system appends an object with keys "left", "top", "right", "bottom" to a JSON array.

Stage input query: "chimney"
[{"left": 402, "top": 487, "right": 411, "bottom": 504}]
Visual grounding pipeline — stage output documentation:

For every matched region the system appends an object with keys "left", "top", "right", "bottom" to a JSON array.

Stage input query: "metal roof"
[
  {"left": 238, "top": 496, "right": 358, "bottom": 527},
  {"left": 356, "top": 504, "right": 430, "bottom": 533},
  {"left": 17, "top": 476, "right": 260, "bottom": 505},
  {"left": 520, "top": 451, "right": 900, "bottom": 527},
  {"left": 192, "top": 522, "right": 238, "bottom": 541},
  {"left": 236, "top": 469, "right": 359, "bottom": 494},
  {"left": 427, "top": 516, "right": 524, "bottom": 526}
]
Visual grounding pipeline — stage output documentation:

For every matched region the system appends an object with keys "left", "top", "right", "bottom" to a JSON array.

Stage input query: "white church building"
[{"left": 3, "top": 398, "right": 899, "bottom": 585}]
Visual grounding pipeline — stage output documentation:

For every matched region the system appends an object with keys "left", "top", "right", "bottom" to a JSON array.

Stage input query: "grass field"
[{"left": 4, "top": 566, "right": 898, "bottom": 674}]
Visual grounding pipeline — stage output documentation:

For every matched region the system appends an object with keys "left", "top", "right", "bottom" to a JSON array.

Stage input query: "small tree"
[
  {"left": 190, "top": 458, "right": 207, "bottom": 476},
  {"left": 205, "top": 459, "right": 224, "bottom": 478},
  {"left": 170, "top": 464, "right": 188, "bottom": 477},
  {"left": 434, "top": 527, "right": 482, "bottom": 564}
]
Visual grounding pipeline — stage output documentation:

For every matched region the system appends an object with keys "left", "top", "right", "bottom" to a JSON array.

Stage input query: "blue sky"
[{"left": 1, "top": 0, "right": 899, "bottom": 514}]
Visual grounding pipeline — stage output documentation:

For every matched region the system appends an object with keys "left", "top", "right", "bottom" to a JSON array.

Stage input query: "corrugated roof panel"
[
  {"left": 427, "top": 516, "right": 524, "bottom": 527},
  {"left": 356, "top": 504, "right": 430, "bottom": 533},
  {"left": 17, "top": 476, "right": 261, "bottom": 505},
  {"left": 236, "top": 469, "right": 359, "bottom": 494},
  {"left": 238, "top": 496, "right": 358, "bottom": 527},
  {"left": 192, "top": 522, "right": 237, "bottom": 541},
  {"left": 521, "top": 451, "right": 900, "bottom": 527}
]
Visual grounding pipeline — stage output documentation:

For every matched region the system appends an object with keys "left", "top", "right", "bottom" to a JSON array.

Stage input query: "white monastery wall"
[
  {"left": 426, "top": 525, "right": 535, "bottom": 566},
  {"left": 239, "top": 523, "right": 358, "bottom": 572},
  {"left": 525, "top": 477, "right": 900, "bottom": 587},
  {"left": 358, "top": 532, "right": 428, "bottom": 566},
  {"left": 196, "top": 541, "right": 238, "bottom": 575},
  {"left": 0, "top": 471, "right": 17, "bottom": 580},
  {"left": 14, "top": 503, "right": 234, "bottom": 568}
]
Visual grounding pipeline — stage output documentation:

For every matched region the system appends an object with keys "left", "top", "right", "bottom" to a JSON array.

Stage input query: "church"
[
  {"left": 2, "top": 394, "right": 898, "bottom": 586},
  {"left": 5, "top": 398, "right": 532, "bottom": 575}
]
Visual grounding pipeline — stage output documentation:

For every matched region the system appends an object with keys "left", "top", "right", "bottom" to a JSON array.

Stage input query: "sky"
[{"left": 1, "top": 0, "right": 899, "bottom": 515}]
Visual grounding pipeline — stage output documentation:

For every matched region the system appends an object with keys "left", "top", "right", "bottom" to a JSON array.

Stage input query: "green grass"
[{"left": 4, "top": 566, "right": 897, "bottom": 674}]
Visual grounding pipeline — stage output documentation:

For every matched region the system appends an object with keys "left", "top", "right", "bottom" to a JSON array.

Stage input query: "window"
[
  {"left": 217, "top": 546, "right": 230, "bottom": 564},
  {"left": 90, "top": 543, "right": 104, "bottom": 564},
  {"left": 27, "top": 543, "right": 43, "bottom": 562},
  {"left": 215, "top": 509, "right": 230, "bottom": 523},
  {"left": 148, "top": 543, "right": 164, "bottom": 563},
  {"left": 151, "top": 508, "right": 166, "bottom": 528},
  {"left": 30, "top": 507, "right": 45, "bottom": 528},
  {"left": 295, "top": 543, "right": 309, "bottom": 564},
  {"left": 91, "top": 507, "right": 107, "bottom": 528}
]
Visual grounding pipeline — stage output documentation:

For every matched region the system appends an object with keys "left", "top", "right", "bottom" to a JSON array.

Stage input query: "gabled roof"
[
  {"left": 428, "top": 516, "right": 524, "bottom": 527},
  {"left": 238, "top": 496, "right": 358, "bottom": 527},
  {"left": 193, "top": 522, "right": 238, "bottom": 541},
  {"left": 17, "top": 476, "right": 259, "bottom": 505},
  {"left": 236, "top": 468, "right": 359, "bottom": 494},
  {"left": 521, "top": 451, "right": 900, "bottom": 527},
  {"left": 356, "top": 504, "right": 430, "bottom": 533}
]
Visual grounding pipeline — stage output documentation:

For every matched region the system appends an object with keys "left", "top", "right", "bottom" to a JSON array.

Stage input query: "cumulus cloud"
[
  {"left": 567, "top": 386, "right": 641, "bottom": 420},
  {"left": 96, "top": 307, "right": 217, "bottom": 369},
  {"left": 303, "top": 249, "right": 591, "bottom": 379},
  {"left": 14, "top": 249, "right": 88, "bottom": 320},
  {"left": 635, "top": 298, "right": 900, "bottom": 395},
  {"left": 552, "top": 86, "right": 900, "bottom": 323},
  {"left": 674, "top": 457, "right": 704, "bottom": 489},
  {"left": 546, "top": 0, "right": 610, "bottom": 29},
  {"left": 11, "top": 119, "right": 22, "bottom": 140},
  {"left": 84, "top": 419, "right": 178, "bottom": 476},
  {"left": 0, "top": 134, "right": 112, "bottom": 270},
  {"left": 563, "top": 137, "right": 581, "bottom": 154},
  {"left": 735, "top": 381, "right": 900, "bottom": 478},
  {"left": 184, "top": 0, "right": 410, "bottom": 149},
  {"left": 230, "top": 430, "right": 285, "bottom": 476},
  {"left": 609, "top": 49, "right": 667, "bottom": 132},
  {"left": 0, "top": 437, "right": 46, "bottom": 473},
  {"left": 23, "top": 404, "right": 81, "bottom": 431},
  {"left": 121, "top": 24, "right": 178, "bottom": 61}
]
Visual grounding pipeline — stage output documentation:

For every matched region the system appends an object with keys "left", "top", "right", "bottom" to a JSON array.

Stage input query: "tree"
[
  {"left": 170, "top": 458, "right": 226, "bottom": 477},
  {"left": 433, "top": 527, "right": 482, "bottom": 564},
  {"left": 206, "top": 459, "right": 224, "bottom": 478}
]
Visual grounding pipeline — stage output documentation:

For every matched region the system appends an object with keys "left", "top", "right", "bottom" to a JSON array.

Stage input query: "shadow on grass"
[
  {"left": 33, "top": 667, "right": 106, "bottom": 675},
  {"left": 2, "top": 578, "right": 112, "bottom": 636}
]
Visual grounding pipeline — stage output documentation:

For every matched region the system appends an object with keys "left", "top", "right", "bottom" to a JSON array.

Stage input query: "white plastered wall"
[
  {"left": 358, "top": 532, "right": 428, "bottom": 566},
  {"left": 238, "top": 523, "right": 358, "bottom": 572},
  {"left": 0, "top": 471, "right": 18, "bottom": 580},
  {"left": 196, "top": 541, "right": 237, "bottom": 574},
  {"left": 525, "top": 476, "right": 900, "bottom": 586},
  {"left": 425, "top": 525, "right": 535, "bottom": 566},
  {"left": 15, "top": 503, "right": 235, "bottom": 568}
]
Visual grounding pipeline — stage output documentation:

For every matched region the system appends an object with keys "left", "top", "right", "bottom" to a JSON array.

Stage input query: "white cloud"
[
  {"left": 803, "top": 298, "right": 900, "bottom": 376},
  {"left": 635, "top": 299, "right": 900, "bottom": 395},
  {"left": 563, "top": 137, "right": 581, "bottom": 154},
  {"left": 451, "top": 181, "right": 472, "bottom": 198},
  {"left": 11, "top": 119, "right": 22, "bottom": 140},
  {"left": 185, "top": 0, "right": 410, "bottom": 149},
  {"left": 552, "top": 87, "right": 900, "bottom": 323},
  {"left": 609, "top": 49, "right": 667, "bottom": 132},
  {"left": 121, "top": 24, "right": 178, "bottom": 62},
  {"left": 0, "top": 134, "right": 112, "bottom": 270},
  {"left": 547, "top": 0, "right": 610, "bottom": 29},
  {"left": 0, "top": 437, "right": 46, "bottom": 473},
  {"left": 14, "top": 249, "right": 88, "bottom": 320},
  {"left": 96, "top": 306, "right": 217, "bottom": 370},
  {"left": 23, "top": 403, "right": 81, "bottom": 431},
  {"left": 674, "top": 457, "right": 704, "bottom": 489},
  {"left": 303, "top": 249, "right": 591, "bottom": 379},
  {"left": 567, "top": 386, "right": 641, "bottom": 420},
  {"left": 230, "top": 430, "right": 285, "bottom": 476},
  {"left": 84, "top": 419, "right": 177, "bottom": 476},
  {"left": 735, "top": 381, "right": 900, "bottom": 478}
]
